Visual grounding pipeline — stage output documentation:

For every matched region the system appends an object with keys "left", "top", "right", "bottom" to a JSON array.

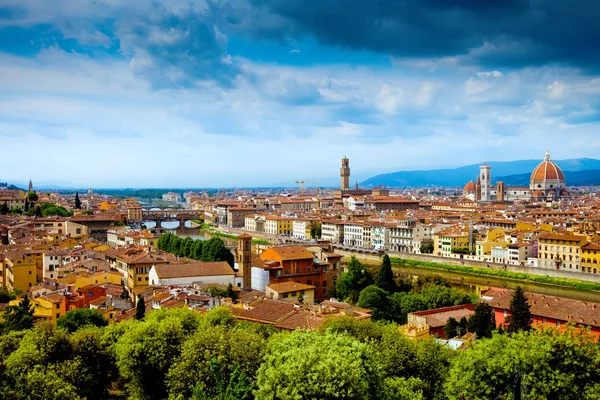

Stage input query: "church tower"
[
  {"left": 237, "top": 234, "right": 252, "bottom": 290},
  {"left": 479, "top": 163, "right": 491, "bottom": 202},
  {"left": 340, "top": 157, "right": 350, "bottom": 190},
  {"left": 28, "top": 179, "right": 33, "bottom": 192}
]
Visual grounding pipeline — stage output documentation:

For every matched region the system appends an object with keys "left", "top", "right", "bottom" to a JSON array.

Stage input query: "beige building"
[
  {"left": 227, "top": 207, "right": 256, "bottom": 228},
  {"left": 266, "top": 281, "right": 315, "bottom": 305},
  {"left": 537, "top": 233, "right": 586, "bottom": 271}
]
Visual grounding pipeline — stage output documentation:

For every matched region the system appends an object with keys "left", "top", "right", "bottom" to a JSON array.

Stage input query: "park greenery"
[
  {"left": 157, "top": 233, "right": 235, "bottom": 267},
  {"left": 391, "top": 257, "right": 600, "bottom": 291},
  {"left": 1, "top": 305, "right": 599, "bottom": 399},
  {"left": 336, "top": 256, "right": 472, "bottom": 324},
  {"left": 195, "top": 221, "right": 271, "bottom": 245}
]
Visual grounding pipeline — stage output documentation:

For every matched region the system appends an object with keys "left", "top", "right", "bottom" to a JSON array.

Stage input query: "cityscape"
[{"left": 2, "top": 0, "right": 600, "bottom": 399}]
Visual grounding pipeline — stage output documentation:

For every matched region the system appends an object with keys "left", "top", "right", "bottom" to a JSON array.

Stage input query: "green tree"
[
  {"left": 358, "top": 285, "right": 391, "bottom": 321},
  {"left": 445, "top": 326, "right": 600, "bottom": 400},
  {"left": 255, "top": 331, "right": 384, "bottom": 400},
  {"left": 167, "top": 326, "right": 264, "bottom": 400},
  {"left": 24, "top": 198, "right": 29, "bottom": 212},
  {"left": 309, "top": 222, "right": 322, "bottom": 239},
  {"left": 135, "top": 296, "right": 146, "bottom": 320},
  {"left": 375, "top": 254, "right": 396, "bottom": 293},
  {"left": 74, "top": 192, "right": 82, "bottom": 209},
  {"left": 115, "top": 309, "right": 201, "bottom": 400},
  {"left": 467, "top": 302, "right": 496, "bottom": 339},
  {"left": 506, "top": 287, "right": 532, "bottom": 333},
  {"left": 190, "top": 361, "right": 253, "bottom": 400},
  {"left": 2, "top": 295, "right": 35, "bottom": 332},
  {"left": 34, "top": 205, "right": 42, "bottom": 217},
  {"left": 225, "top": 283, "right": 237, "bottom": 301},
  {"left": 57, "top": 309, "right": 108, "bottom": 333},
  {"left": 0, "top": 202, "right": 8, "bottom": 215},
  {"left": 336, "top": 256, "right": 373, "bottom": 303},
  {"left": 320, "top": 316, "right": 383, "bottom": 343},
  {"left": 0, "top": 288, "right": 16, "bottom": 303},
  {"left": 444, "top": 317, "right": 459, "bottom": 339},
  {"left": 27, "top": 191, "right": 38, "bottom": 202},
  {"left": 420, "top": 243, "right": 434, "bottom": 254}
]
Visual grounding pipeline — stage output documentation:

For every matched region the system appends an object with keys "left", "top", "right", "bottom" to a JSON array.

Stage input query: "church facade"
[{"left": 463, "top": 150, "right": 570, "bottom": 203}]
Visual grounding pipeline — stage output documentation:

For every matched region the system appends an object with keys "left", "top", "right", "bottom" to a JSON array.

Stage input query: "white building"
[
  {"left": 42, "top": 249, "right": 69, "bottom": 280},
  {"left": 344, "top": 222, "right": 364, "bottom": 248},
  {"left": 370, "top": 223, "right": 389, "bottom": 251},
  {"left": 148, "top": 261, "right": 238, "bottom": 287},
  {"left": 293, "top": 219, "right": 311, "bottom": 240},
  {"left": 389, "top": 219, "right": 417, "bottom": 253},
  {"left": 321, "top": 221, "right": 345, "bottom": 244}
]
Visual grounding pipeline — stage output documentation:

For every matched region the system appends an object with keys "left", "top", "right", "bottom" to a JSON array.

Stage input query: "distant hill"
[
  {"left": 497, "top": 169, "right": 600, "bottom": 187},
  {"left": 361, "top": 158, "right": 600, "bottom": 188}
]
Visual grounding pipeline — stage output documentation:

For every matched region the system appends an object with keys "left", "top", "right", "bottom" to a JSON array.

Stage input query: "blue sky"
[{"left": 1, "top": 0, "right": 599, "bottom": 188}]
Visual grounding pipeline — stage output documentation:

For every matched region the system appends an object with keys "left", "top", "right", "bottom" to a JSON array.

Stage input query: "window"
[
  {"left": 556, "top": 321, "right": 561, "bottom": 328},
  {"left": 56, "top": 303, "right": 60, "bottom": 309},
  {"left": 291, "top": 291, "right": 297, "bottom": 297},
  {"left": 542, "top": 317, "right": 546, "bottom": 324},
  {"left": 56, "top": 313, "right": 60, "bottom": 319},
  {"left": 138, "top": 277, "right": 141, "bottom": 282}
]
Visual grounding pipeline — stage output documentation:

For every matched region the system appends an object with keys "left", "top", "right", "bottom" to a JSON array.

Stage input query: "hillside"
[{"left": 361, "top": 158, "right": 600, "bottom": 188}]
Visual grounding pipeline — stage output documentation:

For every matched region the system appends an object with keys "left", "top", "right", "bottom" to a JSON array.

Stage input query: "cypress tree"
[
  {"left": 467, "top": 302, "right": 496, "bottom": 338},
  {"left": 506, "top": 286, "right": 532, "bottom": 333},
  {"left": 24, "top": 199, "right": 29, "bottom": 212},
  {"left": 375, "top": 254, "right": 396, "bottom": 293},
  {"left": 74, "top": 192, "right": 82, "bottom": 209},
  {"left": 0, "top": 202, "right": 8, "bottom": 215},
  {"left": 135, "top": 296, "right": 146, "bottom": 320},
  {"left": 444, "top": 317, "right": 459, "bottom": 339}
]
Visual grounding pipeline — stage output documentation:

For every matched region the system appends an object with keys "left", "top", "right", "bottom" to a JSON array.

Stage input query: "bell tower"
[
  {"left": 237, "top": 234, "right": 252, "bottom": 290},
  {"left": 340, "top": 157, "right": 350, "bottom": 190}
]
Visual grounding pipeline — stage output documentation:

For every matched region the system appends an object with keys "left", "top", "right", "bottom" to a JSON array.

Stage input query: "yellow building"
[
  {"left": 57, "top": 270, "right": 122, "bottom": 290},
  {"left": 117, "top": 251, "right": 170, "bottom": 295},
  {"left": 434, "top": 229, "right": 470, "bottom": 256},
  {"left": 265, "top": 216, "right": 294, "bottom": 235},
  {"left": 581, "top": 243, "right": 600, "bottom": 274},
  {"left": 537, "top": 233, "right": 587, "bottom": 271},
  {"left": 8, "top": 293, "right": 67, "bottom": 325},
  {"left": 3, "top": 250, "right": 38, "bottom": 291}
]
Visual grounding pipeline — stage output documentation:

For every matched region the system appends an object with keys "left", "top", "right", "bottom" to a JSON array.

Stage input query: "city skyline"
[{"left": 1, "top": 1, "right": 599, "bottom": 187}]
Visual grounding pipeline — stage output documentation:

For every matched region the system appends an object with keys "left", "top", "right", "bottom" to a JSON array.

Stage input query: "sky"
[{"left": 1, "top": 0, "right": 600, "bottom": 188}]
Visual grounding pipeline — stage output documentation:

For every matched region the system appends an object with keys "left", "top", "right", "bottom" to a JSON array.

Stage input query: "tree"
[
  {"left": 57, "top": 309, "right": 108, "bottom": 333},
  {"left": 375, "top": 254, "right": 396, "bottom": 293},
  {"left": 225, "top": 283, "right": 237, "bottom": 301},
  {"left": 34, "top": 205, "right": 42, "bottom": 217},
  {"left": 2, "top": 295, "right": 35, "bottom": 332},
  {"left": 467, "top": 302, "right": 496, "bottom": 339},
  {"left": 506, "top": 287, "right": 532, "bottom": 333},
  {"left": 336, "top": 256, "right": 373, "bottom": 303},
  {"left": 27, "top": 191, "right": 38, "bottom": 202},
  {"left": 255, "top": 331, "right": 384, "bottom": 400},
  {"left": 419, "top": 243, "right": 434, "bottom": 254},
  {"left": 24, "top": 199, "right": 29, "bottom": 212},
  {"left": 0, "top": 202, "right": 8, "bottom": 215},
  {"left": 135, "top": 296, "right": 146, "bottom": 320},
  {"left": 309, "top": 222, "right": 322, "bottom": 239},
  {"left": 444, "top": 317, "right": 459, "bottom": 339},
  {"left": 74, "top": 192, "right": 82, "bottom": 209},
  {"left": 357, "top": 285, "right": 391, "bottom": 321},
  {"left": 445, "top": 326, "right": 600, "bottom": 400}
]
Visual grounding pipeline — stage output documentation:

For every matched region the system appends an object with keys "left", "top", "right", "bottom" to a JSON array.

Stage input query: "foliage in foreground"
[{"left": 1, "top": 306, "right": 600, "bottom": 400}]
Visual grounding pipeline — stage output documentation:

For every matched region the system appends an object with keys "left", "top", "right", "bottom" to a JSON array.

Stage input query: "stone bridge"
[{"left": 142, "top": 209, "right": 204, "bottom": 225}]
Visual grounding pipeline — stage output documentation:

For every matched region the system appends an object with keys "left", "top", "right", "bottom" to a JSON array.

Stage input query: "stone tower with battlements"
[
  {"left": 340, "top": 157, "right": 350, "bottom": 190},
  {"left": 237, "top": 233, "right": 252, "bottom": 290}
]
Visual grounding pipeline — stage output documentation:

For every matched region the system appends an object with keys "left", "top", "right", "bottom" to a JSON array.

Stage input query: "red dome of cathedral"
[
  {"left": 530, "top": 150, "right": 565, "bottom": 184},
  {"left": 463, "top": 181, "right": 476, "bottom": 193}
]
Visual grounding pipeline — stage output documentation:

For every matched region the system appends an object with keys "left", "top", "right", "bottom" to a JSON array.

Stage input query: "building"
[
  {"left": 126, "top": 200, "right": 143, "bottom": 223},
  {"left": 482, "top": 288, "right": 600, "bottom": 339},
  {"left": 148, "top": 261, "right": 237, "bottom": 287},
  {"left": 537, "top": 233, "right": 586, "bottom": 271},
  {"left": 253, "top": 245, "right": 333, "bottom": 301},
  {"left": 464, "top": 150, "right": 571, "bottom": 203},
  {"left": 343, "top": 222, "right": 365, "bottom": 248},
  {"left": 162, "top": 192, "right": 182, "bottom": 202},
  {"left": 0, "top": 190, "right": 26, "bottom": 211},
  {"left": 434, "top": 229, "right": 470, "bottom": 257},
  {"left": 321, "top": 220, "right": 345, "bottom": 244},
  {"left": 332, "top": 157, "right": 389, "bottom": 206},
  {"left": 237, "top": 234, "right": 252, "bottom": 290},
  {"left": 266, "top": 281, "right": 316, "bottom": 305},
  {"left": 3, "top": 250, "right": 40, "bottom": 291},
  {"left": 365, "top": 197, "right": 420, "bottom": 212},
  {"left": 581, "top": 243, "right": 600, "bottom": 274},
  {"left": 227, "top": 207, "right": 256, "bottom": 228},
  {"left": 407, "top": 304, "right": 475, "bottom": 338},
  {"left": 264, "top": 215, "right": 293, "bottom": 236}
]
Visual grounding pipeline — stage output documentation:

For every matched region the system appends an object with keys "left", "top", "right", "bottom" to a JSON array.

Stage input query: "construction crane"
[{"left": 295, "top": 180, "right": 321, "bottom": 196}]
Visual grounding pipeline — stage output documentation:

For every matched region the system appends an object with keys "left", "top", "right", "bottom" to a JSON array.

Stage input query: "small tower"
[
  {"left": 28, "top": 179, "right": 33, "bottom": 192},
  {"left": 237, "top": 234, "right": 252, "bottom": 290},
  {"left": 340, "top": 157, "right": 350, "bottom": 191},
  {"left": 479, "top": 163, "right": 491, "bottom": 202},
  {"left": 497, "top": 181, "right": 505, "bottom": 202}
]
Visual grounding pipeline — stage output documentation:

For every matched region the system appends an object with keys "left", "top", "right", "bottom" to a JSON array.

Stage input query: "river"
[
  {"left": 143, "top": 221, "right": 238, "bottom": 247},
  {"left": 393, "top": 264, "right": 600, "bottom": 303}
]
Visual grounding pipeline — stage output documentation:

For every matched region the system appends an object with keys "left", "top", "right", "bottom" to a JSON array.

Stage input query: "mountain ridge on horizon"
[{"left": 361, "top": 157, "right": 600, "bottom": 188}]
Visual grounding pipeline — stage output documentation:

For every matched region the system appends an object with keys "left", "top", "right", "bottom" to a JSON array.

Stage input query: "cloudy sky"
[{"left": 1, "top": 0, "right": 599, "bottom": 188}]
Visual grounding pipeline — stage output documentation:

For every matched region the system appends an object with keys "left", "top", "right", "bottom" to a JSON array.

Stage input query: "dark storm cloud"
[{"left": 241, "top": 0, "right": 600, "bottom": 70}]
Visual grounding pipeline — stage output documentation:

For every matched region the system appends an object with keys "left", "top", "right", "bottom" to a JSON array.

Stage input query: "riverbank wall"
[{"left": 334, "top": 249, "right": 600, "bottom": 284}]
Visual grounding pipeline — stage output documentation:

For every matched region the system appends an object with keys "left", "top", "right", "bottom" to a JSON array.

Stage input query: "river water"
[{"left": 143, "top": 221, "right": 237, "bottom": 247}]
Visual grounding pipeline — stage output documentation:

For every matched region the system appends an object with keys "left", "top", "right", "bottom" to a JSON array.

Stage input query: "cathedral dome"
[
  {"left": 530, "top": 150, "right": 565, "bottom": 185},
  {"left": 463, "top": 181, "right": 476, "bottom": 193}
]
